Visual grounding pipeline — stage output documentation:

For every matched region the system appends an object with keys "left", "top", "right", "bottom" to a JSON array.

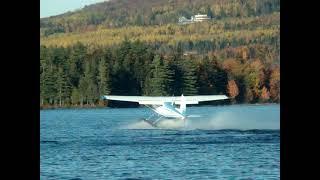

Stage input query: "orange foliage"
[
  {"left": 250, "top": 59, "right": 264, "bottom": 71},
  {"left": 222, "top": 58, "right": 242, "bottom": 75},
  {"left": 270, "top": 67, "right": 280, "bottom": 102},
  {"left": 241, "top": 47, "right": 249, "bottom": 60},
  {"left": 227, "top": 80, "right": 239, "bottom": 99},
  {"left": 261, "top": 86, "right": 270, "bottom": 102}
]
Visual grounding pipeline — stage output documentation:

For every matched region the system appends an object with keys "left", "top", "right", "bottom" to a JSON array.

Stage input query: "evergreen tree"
[
  {"left": 68, "top": 43, "right": 86, "bottom": 87},
  {"left": 144, "top": 55, "right": 173, "bottom": 96},
  {"left": 40, "top": 70, "right": 46, "bottom": 105},
  {"left": 219, "top": 7, "right": 227, "bottom": 19},
  {"left": 181, "top": 59, "right": 198, "bottom": 95},
  {"left": 86, "top": 78, "right": 98, "bottom": 105},
  {"left": 166, "top": 57, "right": 183, "bottom": 95},
  {"left": 45, "top": 68, "right": 57, "bottom": 105},
  {"left": 197, "top": 56, "right": 227, "bottom": 95},
  {"left": 55, "top": 67, "right": 70, "bottom": 106},
  {"left": 207, "top": 6, "right": 214, "bottom": 18},
  {"left": 98, "top": 59, "right": 111, "bottom": 96},
  {"left": 176, "top": 42, "right": 183, "bottom": 58},
  {"left": 135, "top": 14, "right": 144, "bottom": 26},
  {"left": 82, "top": 61, "right": 98, "bottom": 105},
  {"left": 78, "top": 75, "right": 88, "bottom": 106},
  {"left": 71, "top": 88, "right": 81, "bottom": 105}
]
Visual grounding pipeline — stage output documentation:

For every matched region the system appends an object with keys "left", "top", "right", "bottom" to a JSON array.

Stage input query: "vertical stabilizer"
[{"left": 179, "top": 94, "right": 186, "bottom": 116}]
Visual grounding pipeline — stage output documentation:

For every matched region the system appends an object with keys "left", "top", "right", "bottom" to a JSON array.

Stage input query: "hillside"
[
  {"left": 40, "top": 0, "right": 280, "bottom": 36},
  {"left": 40, "top": 0, "right": 280, "bottom": 108},
  {"left": 41, "top": 13, "right": 279, "bottom": 48}
]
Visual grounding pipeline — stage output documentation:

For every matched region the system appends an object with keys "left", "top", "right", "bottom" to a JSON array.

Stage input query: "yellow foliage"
[{"left": 41, "top": 14, "right": 279, "bottom": 48}]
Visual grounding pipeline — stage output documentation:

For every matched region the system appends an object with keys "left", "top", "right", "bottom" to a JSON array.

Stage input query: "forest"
[
  {"left": 40, "top": 40, "right": 279, "bottom": 108},
  {"left": 40, "top": 0, "right": 280, "bottom": 108}
]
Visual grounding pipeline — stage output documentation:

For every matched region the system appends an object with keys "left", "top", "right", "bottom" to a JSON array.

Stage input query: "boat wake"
[
  {"left": 120, "top": 109, "right": 279, "bottom": 130},
  {"left": 187, "top": 110, "right": 279, "bottom": 130},
  {"left": 121, "top": 118, "right": 186, "bottom": 129},
  {"left": 122, "top": 120, "right": 156, "bottom": 129}
]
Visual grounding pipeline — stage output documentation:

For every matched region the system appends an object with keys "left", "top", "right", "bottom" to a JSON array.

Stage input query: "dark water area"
[{"left": 41, "top": 104, "right": 280, "bottom": 179}]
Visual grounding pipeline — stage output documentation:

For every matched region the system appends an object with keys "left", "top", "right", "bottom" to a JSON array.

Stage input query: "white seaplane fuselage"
[{"left": 152, "top": 102, "right": 186, "bottom": 119}]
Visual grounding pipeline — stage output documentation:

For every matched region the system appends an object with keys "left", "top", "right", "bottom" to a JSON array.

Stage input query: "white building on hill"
[
  {"left": 192, "top": 14, "right": 211, "bottom": 22},
  {"left": 178, "top": 14, "right": 211, "bottom": 24}
]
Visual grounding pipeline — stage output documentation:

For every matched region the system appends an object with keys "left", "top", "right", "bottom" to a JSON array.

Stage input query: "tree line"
[{"left": 40, "top": 40, "right": 279, "bottom": 108}]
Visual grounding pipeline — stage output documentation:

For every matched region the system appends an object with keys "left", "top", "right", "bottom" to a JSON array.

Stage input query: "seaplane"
[{"left": 103, "top": 94, "right": 229, "bottom": 128}]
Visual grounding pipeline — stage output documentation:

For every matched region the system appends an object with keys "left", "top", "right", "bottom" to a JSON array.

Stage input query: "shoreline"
[{"left": 40, "top": 102, "right": 280, "bottom": 110}]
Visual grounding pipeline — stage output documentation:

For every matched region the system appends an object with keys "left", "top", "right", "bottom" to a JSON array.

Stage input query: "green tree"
[
  {"left": 78, "top": 75, "right": 88, "bottom": 106},
  {"left": 144, "top": 55, "right": 173, "bottom": 96},
  {"left": 181, "top": 59, "right": 198, "bottom": 95},
  {"left": 85, "top": 61, "right": 99, "bottom": 105},
  {"left": 86, "top": 78, "right": 98, "bottom": 106},
  {"left": 55, "top": 67, "right": 70, "bottom": 106},
  {"left": 135, "top": 14, "right": 144, "bottom": 26},
  {"left": 68, "top": 42, "right": 86, "bottom": 87},
  {"left": 42, "top": 67, "right": 57, "bottom": 105},
  {"left": 207, "top": 6, "right": 214, "bottom": 18},
  {"left": 219, "top": 7, "right": 226, "bottom": 19},
  {"left": 197, "top": 56, "right": 228, "bottom": 95},
  {"left": 71, "top": 88, "right": 81, "bottom": 105},
  {"left": 78, "top": 61, "right": 98, "bottom": 105},
  {"left": 98, "top": 59, "right": 111, "bottom": 97},
  {"left": 40, "top": 70, "right": 47, "bottom": 106}
]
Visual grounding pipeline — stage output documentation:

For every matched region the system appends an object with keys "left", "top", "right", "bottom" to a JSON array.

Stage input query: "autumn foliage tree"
[
  {"left": 270, "top": 67, "right": 280, "bottom": 102},
  {"left": 260, "top": 86, "right": 270, "bottom": 102},
  {"left": 227, "top": 80, "right": 239, "bottom": 103}
]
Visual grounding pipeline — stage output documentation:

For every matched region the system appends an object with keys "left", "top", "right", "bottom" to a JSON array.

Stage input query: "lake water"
[{"left": 40, "top": 104, "right": 280, "bottom": 179}]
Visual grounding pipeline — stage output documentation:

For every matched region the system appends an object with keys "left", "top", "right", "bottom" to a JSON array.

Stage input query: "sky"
[{"left": 40, "top": 0, "right": 107, "bottom": 18}]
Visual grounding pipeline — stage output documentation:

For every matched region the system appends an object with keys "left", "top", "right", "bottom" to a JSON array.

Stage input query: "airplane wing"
[{"left": 103, "top": 95, "right": 228, "bottom": 105}]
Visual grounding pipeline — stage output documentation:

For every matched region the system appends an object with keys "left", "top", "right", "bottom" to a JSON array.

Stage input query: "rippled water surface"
[{"left": 40, "top": 104, "right": 280, "bottom": 179}]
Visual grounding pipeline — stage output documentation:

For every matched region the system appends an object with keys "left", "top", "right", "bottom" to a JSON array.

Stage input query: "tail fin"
[{"left": 179, "top": 94, "right": 186, "bottom": 116}]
